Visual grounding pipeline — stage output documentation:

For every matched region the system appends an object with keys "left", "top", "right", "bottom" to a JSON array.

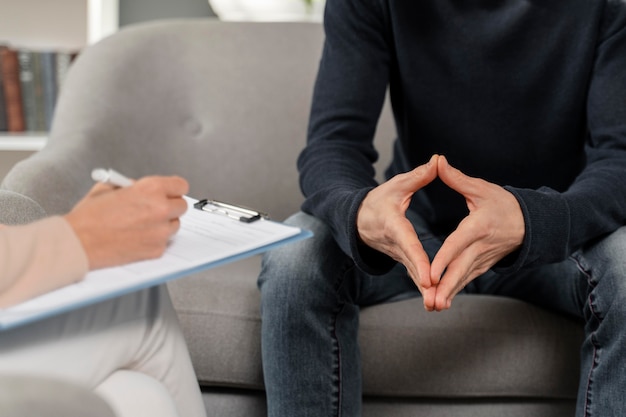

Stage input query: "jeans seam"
[
  {"left": 583, "top": 301, "right": 601, "bottom": 417},
  {"left": 331, "top": 303, "right": 342, "bottom": 417},
  {"left": 573, "top": 255, "right": 601, "bottom": 417},
  {"left": 330, "top": 260, "right": 357, "bottom": 417}
]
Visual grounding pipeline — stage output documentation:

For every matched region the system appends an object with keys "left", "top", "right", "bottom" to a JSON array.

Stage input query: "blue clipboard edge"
[{"left": 0, "top": 227, "right": 313, "bottom": 332}]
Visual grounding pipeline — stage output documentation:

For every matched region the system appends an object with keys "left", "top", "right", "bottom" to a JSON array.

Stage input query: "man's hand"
[
  {"left": 64, "top": 176, "right": 189, "bottom": 270},
  {"left": 356, "top": 154, "right": 439, "bottom": 310},
  {"left": 430, "top": 156, "right": 524, "bottom": 311}
]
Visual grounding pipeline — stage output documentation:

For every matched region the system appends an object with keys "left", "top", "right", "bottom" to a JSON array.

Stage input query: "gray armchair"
[
  {"left": 0, "top": 19, "right": 583, "bottom": 416},
  {"left": 0, "top": 375, "right": 115, "bottom": 417}
]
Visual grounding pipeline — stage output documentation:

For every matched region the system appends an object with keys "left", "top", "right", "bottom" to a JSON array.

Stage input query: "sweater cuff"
[
  {"left": 495, "top": 186, "right": 571, "bottom": 274},
  {"left": 346, "top": 187, "right": 397, "bottom": 275}
]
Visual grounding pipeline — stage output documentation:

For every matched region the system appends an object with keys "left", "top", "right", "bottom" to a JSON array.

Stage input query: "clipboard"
[
  {"left": 194, "top": 199, "right": 269, "bottom": 223},
  {"left": 0, "top": 196, "right": 312, "bottom": 331}
]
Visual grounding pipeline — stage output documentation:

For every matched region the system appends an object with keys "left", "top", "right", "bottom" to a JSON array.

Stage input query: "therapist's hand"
[
  {"left": 430, "top": 156, "right": 524, "bottom": 311},
  {"left": 356, "top": 154, "right": 439, "bottom": 310},
  {"left": 64, "top": 176, "right": 189, "bottom": 270}
]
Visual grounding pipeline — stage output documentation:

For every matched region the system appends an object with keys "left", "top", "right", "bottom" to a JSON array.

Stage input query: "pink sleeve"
[{"left": 0, "top": 217, "right": 89, "bottom": 308}]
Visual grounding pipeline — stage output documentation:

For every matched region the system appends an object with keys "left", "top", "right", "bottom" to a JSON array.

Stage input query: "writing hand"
[
  {"left": 65, "top": 176, "right": 189, "bottom": 270},
  {"left": 356, "top": 154, "right": 439, "bottom": 310},
  {"left": 430, "top": 156, "right": 524, "bottom": 311}
]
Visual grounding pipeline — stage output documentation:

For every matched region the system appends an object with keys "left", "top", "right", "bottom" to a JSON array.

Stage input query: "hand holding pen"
[{"left": 64, "top": 168, "right": 189, "bottom": 270}]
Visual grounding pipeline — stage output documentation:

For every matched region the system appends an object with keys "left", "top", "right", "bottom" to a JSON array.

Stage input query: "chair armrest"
[
  {"left": 0, "top": 375, "right": 115, "bottom": 417},
  {"left": 0, "top": 190, "right": 46, "bottom": 225},
  {"left": 1, "top": 149, "right": 94, "bottom": 218}
]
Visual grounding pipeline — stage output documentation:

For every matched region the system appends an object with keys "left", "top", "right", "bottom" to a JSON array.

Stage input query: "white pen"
[{"left": 91, "top": 168, "right": 134, "bottom": 188}]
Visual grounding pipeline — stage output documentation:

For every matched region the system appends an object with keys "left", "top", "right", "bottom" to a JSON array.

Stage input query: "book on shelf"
[
  {"left": 0, "top": 46, "right": 7, "bottom": 131},
  {"left": 18, "top": 50, "right": 37, "bottom": 132},
  {"left": 0, "top": 47, "right": 25, "bottom": 132},
  {"left": 40, "top": 51, "right": 58, "bottom": 131},
  {"left": 0, "top": 45, "right": 79, "bottom": 134},
  {"left": 55, "top": 52, "right": 73, "bottom": 92}
]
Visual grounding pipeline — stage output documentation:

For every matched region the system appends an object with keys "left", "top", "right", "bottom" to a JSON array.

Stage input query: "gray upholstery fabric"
[
  {"left": 0, "top": 19, "right": 584, "bottom": 416},
  {"left": 0, "top": 190, "right": 46, "bottom": 225},
  {"left": 3, "top": 20, "right": 321, "bottom": 219},
  {"left": 170, "top": 261, "right": 583, "bottom": 398},
  {"left": 0, "top": 375, "right": 115, "bottom": 417}
]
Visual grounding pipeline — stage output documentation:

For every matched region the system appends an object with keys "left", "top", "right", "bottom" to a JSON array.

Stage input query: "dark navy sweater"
[{"left": 298, "top": 0, "right": 626, "bottom": 275}]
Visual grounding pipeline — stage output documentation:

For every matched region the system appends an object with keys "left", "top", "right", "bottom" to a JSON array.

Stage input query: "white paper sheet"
[{"left": 0, "top": 196, "right": 310, "bottom": 330}]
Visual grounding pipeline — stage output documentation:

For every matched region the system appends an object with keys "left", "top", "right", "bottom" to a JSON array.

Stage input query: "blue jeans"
[{"left": 258, "top": 211, "right": 626, "bottom": 417}]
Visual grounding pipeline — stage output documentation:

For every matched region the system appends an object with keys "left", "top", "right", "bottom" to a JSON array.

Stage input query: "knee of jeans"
[{"left": 258, "top": 212, "right": 349, "bottom": 303}]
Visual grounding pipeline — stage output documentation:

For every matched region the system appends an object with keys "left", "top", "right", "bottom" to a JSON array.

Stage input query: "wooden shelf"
[{"left": 0, "top": 134, "right": 48, "bottom": 151}]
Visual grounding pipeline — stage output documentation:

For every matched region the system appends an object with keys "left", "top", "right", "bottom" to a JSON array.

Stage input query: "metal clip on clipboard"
[{"left": 193, "top": 199, "right": 269, "bottom": 223}]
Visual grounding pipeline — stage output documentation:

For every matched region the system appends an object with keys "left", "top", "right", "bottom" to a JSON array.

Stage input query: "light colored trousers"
[{"left": 0, "top": 285, "right": 206, "bottom": 417}]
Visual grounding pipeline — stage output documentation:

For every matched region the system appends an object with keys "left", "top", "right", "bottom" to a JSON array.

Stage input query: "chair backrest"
[{"left": 2, "top": 19, "right": 396, "bottom": 220}]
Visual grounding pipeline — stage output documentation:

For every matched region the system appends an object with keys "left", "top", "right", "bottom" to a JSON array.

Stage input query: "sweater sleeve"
[
  {"left": 499, "top": 2, "right": 626, "bottom": 272},
  {"left": 298, "top": 0, "right": 396, "bottom": 274},
  {"left": 0, "top": 216, "right": 89, "bottom": 308}
]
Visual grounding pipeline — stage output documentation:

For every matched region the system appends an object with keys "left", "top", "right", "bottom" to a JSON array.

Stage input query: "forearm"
[
  {"left": 502, "top": 152, "right": 626, "bottom": 273},
  {"left": 0, "top": 217, "right": 88, "bottom": 308},
  {"left": 500, "top": 3, "right": 626, "bottom": 273},
  {"left": 299, "top": 96, "right": 390, "bottom": 272},
  {"left": 298, "top": 0, "right": 392, "bottom": 271}
]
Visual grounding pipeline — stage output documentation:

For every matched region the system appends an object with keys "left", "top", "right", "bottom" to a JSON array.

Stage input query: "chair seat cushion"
[{"left": 168, "top": 258, "right": 583, "bottom": 399}]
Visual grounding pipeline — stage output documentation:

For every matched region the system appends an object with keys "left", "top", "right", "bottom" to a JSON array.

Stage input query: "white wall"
[
  {"left": 119, "top": 0, "right": 215, "bottom": 27},
  {"left": 0, "top": 0, "right": 87, "bottom": 49}
]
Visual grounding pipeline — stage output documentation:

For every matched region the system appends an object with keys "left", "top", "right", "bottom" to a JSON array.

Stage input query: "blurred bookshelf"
[
  {"left": 0, "top": 0, "right": 118, "bottom": 157},
  {"left": 0, "top": 0, "right": 214, "bottom": 163},
  {"left": 0, "top": 0, "right": 217, "bottom": 180}
]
